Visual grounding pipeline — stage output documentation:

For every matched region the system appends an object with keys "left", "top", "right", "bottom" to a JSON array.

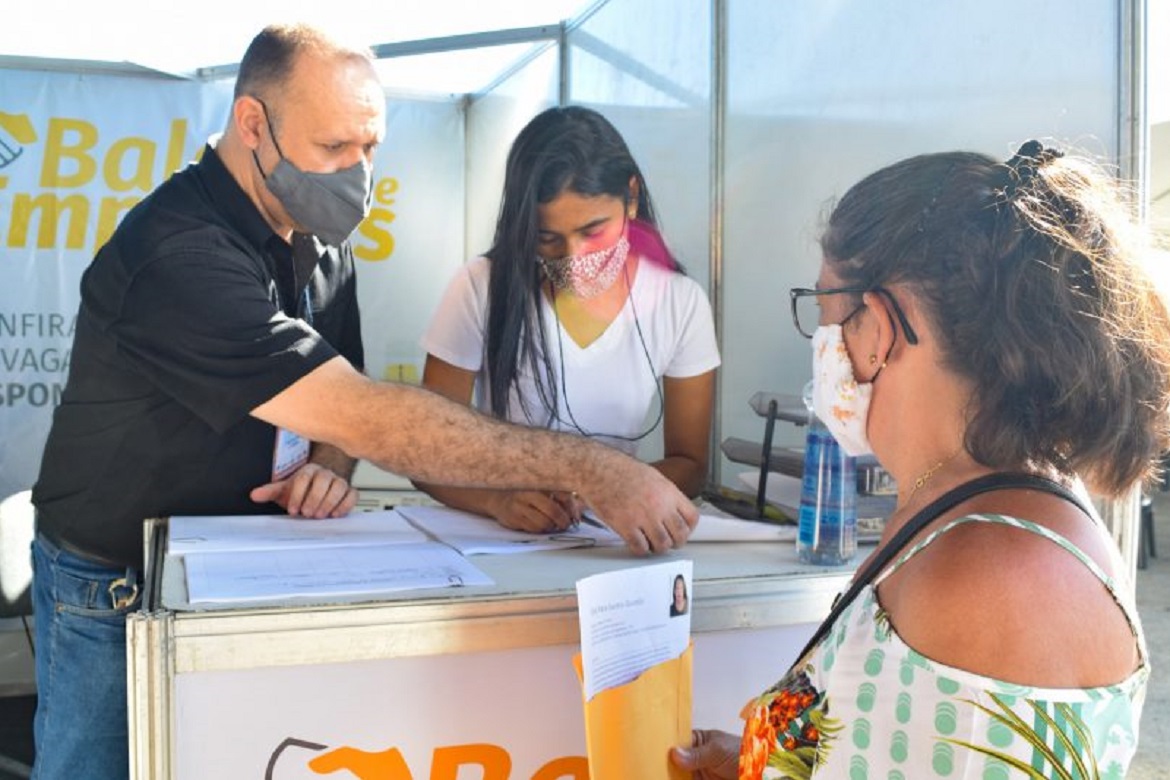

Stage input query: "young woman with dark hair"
[{"left": 417, "top": 106, "right": 720, "bottom": 532}]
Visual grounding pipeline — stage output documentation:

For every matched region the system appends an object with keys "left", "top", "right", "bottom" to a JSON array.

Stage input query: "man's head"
[{"left": 223, "top": 24, "right": 386, "bottom": 244}]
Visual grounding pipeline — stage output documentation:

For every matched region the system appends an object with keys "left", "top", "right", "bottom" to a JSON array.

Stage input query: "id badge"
[{"left": 272, "top": 427, "right": 311, "bottom": 481}]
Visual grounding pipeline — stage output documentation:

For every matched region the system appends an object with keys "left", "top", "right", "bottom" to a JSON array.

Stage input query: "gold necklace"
[{"left": 906, "top": 453, "right": 959, "bottom": 501}]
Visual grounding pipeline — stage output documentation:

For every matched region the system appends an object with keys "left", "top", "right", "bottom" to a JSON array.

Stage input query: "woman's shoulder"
[
  {"left": 893, "top": 508, "right": 1124, "bottom": 614},
  {"left": 438, "top": 256, "right": 492, "bottom": 299},
  {"left": 464, "top": 254, "right": 492, "bottom": 278},
  {"left": 881, "top": 511, "right": 1139, "bottom": 686}
]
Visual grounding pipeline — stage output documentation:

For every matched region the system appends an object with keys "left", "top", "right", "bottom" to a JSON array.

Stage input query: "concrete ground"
[{"left": 1129, "top": 490, "right": 1170, "bottom": 778}]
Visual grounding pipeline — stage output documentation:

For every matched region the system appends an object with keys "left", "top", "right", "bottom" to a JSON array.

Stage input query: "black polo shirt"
[{"left": 32, "top": 142, "right": 365, "bottom": 569}]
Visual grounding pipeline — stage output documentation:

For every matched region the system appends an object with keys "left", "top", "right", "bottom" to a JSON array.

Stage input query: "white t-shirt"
[{"left": 421, "top": 255, "right": 721, "bottom": 456}]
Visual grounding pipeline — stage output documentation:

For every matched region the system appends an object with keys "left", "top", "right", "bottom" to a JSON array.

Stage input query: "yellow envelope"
[{"left": 573, "top": 643, "right": 693, "bottom": 780}]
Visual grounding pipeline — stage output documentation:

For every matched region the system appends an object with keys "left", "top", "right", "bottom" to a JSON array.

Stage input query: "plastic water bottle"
[{"left": 797, "top": 381, "right": 857, "bottom": 565}]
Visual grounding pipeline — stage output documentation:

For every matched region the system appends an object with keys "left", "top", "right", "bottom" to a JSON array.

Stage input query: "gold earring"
[{"left": 868, "top": 355, "right": 877, "bottom": 365}]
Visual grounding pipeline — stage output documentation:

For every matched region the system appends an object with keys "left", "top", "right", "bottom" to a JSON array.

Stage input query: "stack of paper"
[
  {"left": 168, "top": 510, "right": 429, "bottom": 554},
  {"left": 170, "top": 510, "right": 493, "bottom": 604}
]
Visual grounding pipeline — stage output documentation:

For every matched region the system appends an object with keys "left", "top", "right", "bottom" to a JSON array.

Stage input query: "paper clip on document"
[
  {"left": 551, "top": 534, "right": 597, "bottom": 546},
  {"left": 510, "top": 534, "right": 597, "bottom": 547}
]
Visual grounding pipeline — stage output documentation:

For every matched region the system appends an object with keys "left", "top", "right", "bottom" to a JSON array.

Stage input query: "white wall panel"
[
  {"left": 463, "top": 46, "right": 560, "bottom": 263},
  {"left": 356, "top": 96, "right": 465, "bottom": 388},
  {"left": 1150, "top": 0, "right": 1170, "bottom": 236},
  {"left": 720, "top": 0, "right": 1121, "bottom": 481}
]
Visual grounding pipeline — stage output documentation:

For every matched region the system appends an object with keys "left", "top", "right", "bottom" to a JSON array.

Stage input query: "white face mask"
[{"left": 811, "top": 324, "right": 875, "bottom": 457}]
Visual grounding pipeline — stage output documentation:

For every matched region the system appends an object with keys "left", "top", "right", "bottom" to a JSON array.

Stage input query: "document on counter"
[
  {"left": 396, "top": 504, "right": 624, "bottom": 555},
  {"left": 168, "top": 509, "right": 428, "bottom": 555},
  {"left": 573, "top": 560, "right": 693, "bottom": 780},
  {"left": 183, "top": 541, "right": 493, "bottom": 604},
  {"left": 690, "top": 512, "right": 798, "bottom": 543}
]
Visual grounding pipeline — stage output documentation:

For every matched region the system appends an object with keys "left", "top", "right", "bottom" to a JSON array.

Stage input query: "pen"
[{"left": 579, "top": 512, "right": 607, "bottom": 530}]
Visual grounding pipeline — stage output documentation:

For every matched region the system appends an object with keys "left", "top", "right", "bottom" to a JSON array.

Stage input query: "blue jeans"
[{"left": 31, "top": 532, "right": 141, "bottom": 780}]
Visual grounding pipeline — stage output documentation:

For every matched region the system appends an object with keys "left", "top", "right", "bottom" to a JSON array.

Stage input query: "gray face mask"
[{"left": 252, "top": 100, "right": 373, "bottom": 246}]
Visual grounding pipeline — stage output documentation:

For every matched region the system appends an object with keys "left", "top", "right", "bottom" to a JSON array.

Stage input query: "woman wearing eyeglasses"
[
  {"left": 672, "top": 142, "right": 1166, "bottom": 779},
  {"left": 415, "top": 106, "right": 720, "bottom": 533}
]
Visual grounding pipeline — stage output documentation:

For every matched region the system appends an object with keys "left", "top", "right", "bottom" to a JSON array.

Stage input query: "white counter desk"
[{"left": 128, "top": 517, "right": 854, "bottom": 780}]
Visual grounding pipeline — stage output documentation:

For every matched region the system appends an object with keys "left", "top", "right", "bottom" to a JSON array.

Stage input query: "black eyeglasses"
[{"left": 788, "top": 286, "right": 919, "bottom": 345}]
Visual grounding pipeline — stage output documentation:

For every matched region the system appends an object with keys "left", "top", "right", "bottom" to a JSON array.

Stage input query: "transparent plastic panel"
[
  {"left": 464, "top": 45, "right": 560, "bottom": 260},
  {"left": 719, "top": 0, "right": 1120, "bottom": 484},
  {"left": 567, "top": 0, "right": 713, "bottom": 293}
]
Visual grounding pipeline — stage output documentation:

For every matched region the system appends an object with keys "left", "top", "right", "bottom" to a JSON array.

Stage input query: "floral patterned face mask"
[
  {"left": 539, "top": 230, "right": 630, "bottom": 299},
  {"left": 811, "top": 324, "right": 875, "bottom": 457}
]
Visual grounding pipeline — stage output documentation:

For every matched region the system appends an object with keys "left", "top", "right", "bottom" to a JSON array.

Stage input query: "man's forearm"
[
  {"left": 347, "top": 380, "right": 612, "bottom": 495},
  {"left": 253, "top": 358, "right": 696, "bottom": 554},
  {"left": 255, "top": 359, "right": 609, "bottom": 493}
]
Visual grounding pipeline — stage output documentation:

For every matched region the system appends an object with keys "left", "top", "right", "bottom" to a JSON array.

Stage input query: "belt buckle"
[{"left": 108, "top": 577, "right": 139, "bottom": 610}]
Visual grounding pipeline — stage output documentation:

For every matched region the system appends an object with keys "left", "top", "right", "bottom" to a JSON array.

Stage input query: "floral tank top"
[{"left": 739, "top": 514, "right": 1148, "bottom": 779}]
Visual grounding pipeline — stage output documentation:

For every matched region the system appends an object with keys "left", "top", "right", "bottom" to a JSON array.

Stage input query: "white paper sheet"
[
  {"left": 575, "top": 510, "right": 797, "bottom": 543},
  {"left": 183, "top": 541, "right": 493, "bottom": 604},
  {"left": 575, "top": 560, "right": 693, "bottom": 701},
  {"left": 689, "top": 513, "right": 797, "bottom": 543},
  {"left": 168, "top": 509, "right": 428, "bottom": 555},
  {"left": 396, "top": 504, "right": 624, "bottom": 555}
]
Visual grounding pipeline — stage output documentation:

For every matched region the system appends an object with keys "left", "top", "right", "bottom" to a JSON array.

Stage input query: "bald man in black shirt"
[{"left": 30, "top": 24, "right": 698, "bottom": 780}]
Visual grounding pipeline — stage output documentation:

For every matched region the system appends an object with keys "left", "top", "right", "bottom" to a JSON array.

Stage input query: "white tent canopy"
[{"left": 1, "top": 0, "right": 597, "bottom": 94}]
